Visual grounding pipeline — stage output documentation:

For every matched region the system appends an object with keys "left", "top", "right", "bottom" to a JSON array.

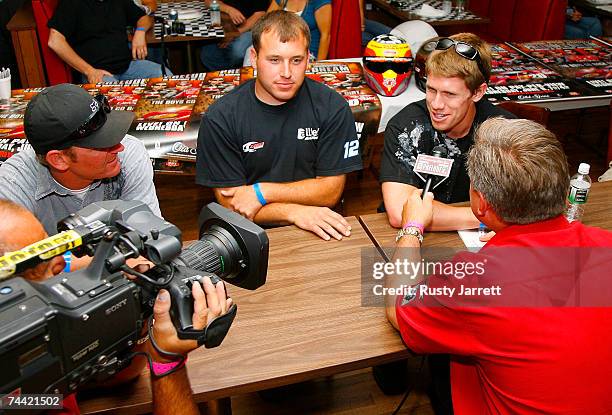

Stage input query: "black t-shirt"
[
  {"left": 223, "top": 0, "right": 268, "bottom": 17},
  {"left": 48, "top": 0, "right": 144, "bottom": 74},
  {"left": 196, "top": 78, "right": 362, "bottom": 187},
  {"left": 379, "top": 99, "right": 515, "bottom": 204}
]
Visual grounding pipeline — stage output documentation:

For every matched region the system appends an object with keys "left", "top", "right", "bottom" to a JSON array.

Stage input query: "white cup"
[{"left": 0, "top": 75, "right": 11, "bottom": 102}]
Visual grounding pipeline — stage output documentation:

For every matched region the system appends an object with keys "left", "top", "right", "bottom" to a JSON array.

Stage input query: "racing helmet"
[
  {"left": 390, "top": 20, "right": 438, "bottom": 56},
  {"left": 363, "top": 34, "right": 413, "bottom": 97},
  {"left": 413, "top": 36, "right": 441, "bottom": 93}
]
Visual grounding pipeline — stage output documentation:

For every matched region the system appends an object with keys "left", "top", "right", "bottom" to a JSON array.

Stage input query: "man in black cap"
[{"left": 0, "top": 83, "right": 159, "bottom": 235}]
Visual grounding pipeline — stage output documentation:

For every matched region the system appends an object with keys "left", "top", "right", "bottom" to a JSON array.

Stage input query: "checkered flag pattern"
[
  {"left": 373, "top": 34, "right": 406, "bottom": 44},
  {"left": 153, "top": 1, "right": 225, "bottom": 39},
  {"left": 391, "top": 0, "right": 481, "bottom": 21}
]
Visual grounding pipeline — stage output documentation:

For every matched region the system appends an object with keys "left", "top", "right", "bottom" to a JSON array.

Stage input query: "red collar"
[{"left": 485, "top": 215, "right": 571, "bottom": 247}]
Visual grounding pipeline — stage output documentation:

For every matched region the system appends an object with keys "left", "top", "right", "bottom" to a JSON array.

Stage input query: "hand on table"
[
  {"left": 86, "top": 68, "right": 112, "bottom": 84},
  {"left": 289, "top": 205, "right": 352, "bottom": 241}
]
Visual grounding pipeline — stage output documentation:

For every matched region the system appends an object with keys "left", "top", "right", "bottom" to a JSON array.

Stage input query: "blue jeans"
[
  {"left": 200, "top": 31, "right": 253, "bottom": 71},
  {"left": 362, "top": 19, "right": 391, "bottom": 47},
  {"left": 565, "top": 16, "right": 603, "bottom": 39},
  {"left": 99, "top": 59, "right": 170, "bottom": 82}
]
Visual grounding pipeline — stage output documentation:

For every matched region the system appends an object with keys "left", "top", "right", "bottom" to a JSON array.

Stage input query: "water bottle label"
[{"left": 568, "top": 186, "right": 589, "bottom": 204}]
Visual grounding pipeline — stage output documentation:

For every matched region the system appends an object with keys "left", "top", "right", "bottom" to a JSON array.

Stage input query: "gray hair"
[{"left": 467, "top": 117, "right": 569, "bottom": 224}]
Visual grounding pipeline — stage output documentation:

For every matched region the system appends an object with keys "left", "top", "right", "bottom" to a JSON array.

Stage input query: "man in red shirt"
[{"left": 384, "top": 117, "right": 612, "bottom": 414}]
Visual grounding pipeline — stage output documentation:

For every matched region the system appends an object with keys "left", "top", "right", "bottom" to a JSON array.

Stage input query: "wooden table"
[
  {"left": 78, "top": 217, "right": 412, "bottom": 414},
  {"left": 359, "top": 181, "right": 612, "bottom": 260},
  {"left": 368, "top": 0, "right": 489, "bottom": 27}
]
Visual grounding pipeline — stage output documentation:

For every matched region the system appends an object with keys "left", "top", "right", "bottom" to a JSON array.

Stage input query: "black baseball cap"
[{"left": 24, "top": 83, "right": 134, "bottom": 154}]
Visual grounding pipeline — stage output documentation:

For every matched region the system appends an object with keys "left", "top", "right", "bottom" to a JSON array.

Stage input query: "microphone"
[{"left": 420, "top": 145, "right": 449, "bottom": 199}]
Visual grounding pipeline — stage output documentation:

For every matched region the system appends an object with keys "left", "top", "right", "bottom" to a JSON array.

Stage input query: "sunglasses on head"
[
  {"left": 363, "top": 57, "right": 413, "bottom": 74},
  {"left": 69, "top": 94, "right": 111, "bottom": 140},
  {"left": 434, "top": 37, "right": 489, "bottom": 83}
]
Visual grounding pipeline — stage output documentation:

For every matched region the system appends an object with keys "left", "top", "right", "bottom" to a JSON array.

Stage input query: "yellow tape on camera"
[{"left": 0, "top": 230, "right": 83, "bottom": 277}]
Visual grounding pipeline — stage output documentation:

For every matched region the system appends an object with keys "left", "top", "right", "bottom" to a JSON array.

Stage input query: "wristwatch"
[{"left": 395, "top": 226, "right": 424, "bottom": 244}]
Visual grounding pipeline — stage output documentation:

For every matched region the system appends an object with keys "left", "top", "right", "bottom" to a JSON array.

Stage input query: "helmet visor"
[{"left": 363, "top": 57, "right": 413, "bottom": 74}]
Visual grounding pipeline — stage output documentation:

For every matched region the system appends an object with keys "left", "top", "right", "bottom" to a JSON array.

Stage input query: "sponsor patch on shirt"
[
  {"left": 297, "top": 127, "right": 319, "bottom": 141},
  {"left": 242, "top": 141, "right": 265, "bottom": 153}
]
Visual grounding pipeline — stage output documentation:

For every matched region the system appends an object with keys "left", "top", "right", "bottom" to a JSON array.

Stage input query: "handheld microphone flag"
[{"left": 413, "top": 145, "right": 453, "bottom": 198}]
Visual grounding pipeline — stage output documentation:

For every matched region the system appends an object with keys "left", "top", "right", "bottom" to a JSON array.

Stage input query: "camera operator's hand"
[
  {"left": 149, "top": 280, "right": 231, "bottom": 415},
  {"left": 150, "top": 276, "right": 233, "bottom": 360}
]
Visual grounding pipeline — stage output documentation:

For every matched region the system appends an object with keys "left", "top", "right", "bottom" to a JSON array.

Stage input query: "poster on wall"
[
  {"left": 0, "top": 88, "right": 43, "bottom": 163},
  {"left": 486, "top": 43, "right": 585, "bottom": 102},
  {"left": 510, "top": 39, "right": 612, "bottom": 95}
]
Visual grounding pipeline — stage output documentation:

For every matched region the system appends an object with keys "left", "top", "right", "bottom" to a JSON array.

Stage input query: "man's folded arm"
[
  {"left": 47, "top": 29, "right": 98, "bottom": 78},
  {"left": 382, "top": 182, "right": 479, "bottom": 230}
]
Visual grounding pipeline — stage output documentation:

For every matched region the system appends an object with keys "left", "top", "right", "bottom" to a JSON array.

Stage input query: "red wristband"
[{"left": 403, "top": 221, "right": 424, "bottom": 234}]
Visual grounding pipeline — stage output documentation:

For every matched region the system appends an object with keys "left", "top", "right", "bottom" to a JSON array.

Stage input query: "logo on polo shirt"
[
  {"left": 297, "top": 128, "right": 319, "bottom": 141},
  {"left": 243, "top": 141, "right": 265, "bottom": 153}
]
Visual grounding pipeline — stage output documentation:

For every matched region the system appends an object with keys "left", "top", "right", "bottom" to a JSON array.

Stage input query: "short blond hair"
[
  {"left": 467, "top": 118, "right": 569, "bottom": 224},
  {"left": 252, "top": 10, "right": 310, "bottom": 53},
  {"left": 426, "top": 33, "right": 491, "bottom": 93}
]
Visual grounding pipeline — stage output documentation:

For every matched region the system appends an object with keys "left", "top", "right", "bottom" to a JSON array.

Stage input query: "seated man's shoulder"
[
  {"left": 304, "top": 77, "right": 347, "bottom": 104},
  {"left": 477, "top": 100, "right": 518, "bottom": 120},
  {"left": 0, "top": 148, "right": 39, "bottom": 177},
  {"left": 388, "top": 99, "right": 429, "bottom": 127},
  {"left": 204, "top": 82, "right": 251, "bottom": 122},
  {"left": 0, "top": 149, "right": 42, "bottom": 203},
  {"left": 120, "top": 135, "right": 149, "bottom": 159}
]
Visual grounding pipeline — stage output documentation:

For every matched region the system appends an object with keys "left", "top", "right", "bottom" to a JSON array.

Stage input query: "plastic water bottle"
[
  {"left": 565, "top": 163, "right": 591, "bottom": 222},
  {"left": 210, "top": 0, "right": 221, "bottom": 27}
]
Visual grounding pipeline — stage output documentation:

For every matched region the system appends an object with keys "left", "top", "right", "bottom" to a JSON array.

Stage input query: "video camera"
[{"left": 0, "top": 200, "right": 268, "bottom": 398}]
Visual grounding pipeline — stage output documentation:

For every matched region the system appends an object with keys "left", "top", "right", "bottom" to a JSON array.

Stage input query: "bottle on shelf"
[{"left": 565, "top": 162, "right": 591, "bottom": 223}]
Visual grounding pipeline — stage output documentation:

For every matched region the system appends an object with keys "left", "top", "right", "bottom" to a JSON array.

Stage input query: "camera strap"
[{"left": 200, "top": 303, "right": 237, "bottom": 348}]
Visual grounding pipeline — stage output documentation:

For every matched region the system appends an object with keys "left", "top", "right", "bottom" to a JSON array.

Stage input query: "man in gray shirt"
[{"left": 0, "top": 83, "right": 160, "bottom": 235}]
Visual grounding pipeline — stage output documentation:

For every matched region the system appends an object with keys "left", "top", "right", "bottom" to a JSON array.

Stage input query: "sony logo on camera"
[{"left": 105, "top": 298, "right": 128, "bottom": 316}]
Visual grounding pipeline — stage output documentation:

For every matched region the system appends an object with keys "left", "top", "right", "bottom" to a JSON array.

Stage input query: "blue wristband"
[
  {"left": 253, "top": 183, "right": 267, "bottom": 206},
  {"left": 63, "top": 251, "right": 72, "bottom": 273},
  {"left": 135, "top": 27, "right": 147, "bottom": 31}
]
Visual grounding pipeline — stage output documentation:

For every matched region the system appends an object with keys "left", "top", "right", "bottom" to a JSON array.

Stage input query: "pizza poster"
[
  {"left": 485, "top": 43, "right": 586, "bottom": 102},
  {"left": 510, "top": 39, "right": 612, "bottom": 95},
  {"left": 128, "top": 74, "right": 208, "bottom": 162},
  {"left": 0, "top": 88, "right": 44, "bottom": 163},
  {"left": 192, "top": 69, "right": 242, "bottom": 117},
  {"left": 81, "top": 79, "right": 148, "bottom": 111}
]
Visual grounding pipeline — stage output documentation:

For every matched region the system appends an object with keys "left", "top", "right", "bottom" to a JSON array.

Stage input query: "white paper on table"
[
  {"left": 457, "top": 229, "right": 486, "bottom": 252},
  {"left": 179, "top": 9, "right": 204, "bottom": 21},
  {"left": 415, "top": 4, "right": 448, "bottom": 18}
]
